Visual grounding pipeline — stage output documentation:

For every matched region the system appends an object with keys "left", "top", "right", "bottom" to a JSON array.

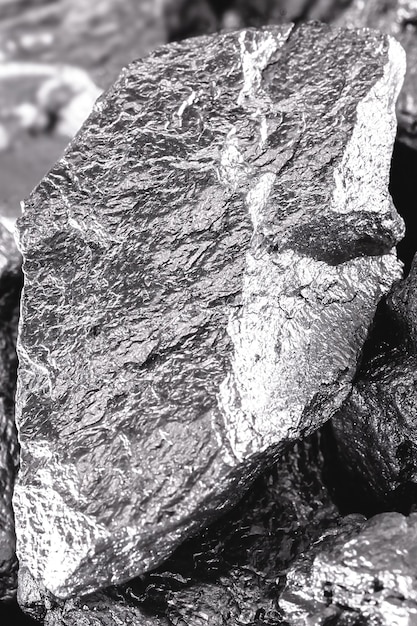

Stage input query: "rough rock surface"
[
  {"left": 0, "top": 223, "right": 22, "bottom": 600},
  {"left": 333, "top": 0, "right": 417, "bottom": 150},
  {"left": 332, "top": 253, "right": 417, "bottom": 508},
  {"left": 14, "top": 24, "right": 405, "bottom": 597},
  {"left": 18, "top": 435, "right": 340, "bottom": 624},
  {"left": 280, "top": 512, "right": 417, "bottom": 625}
]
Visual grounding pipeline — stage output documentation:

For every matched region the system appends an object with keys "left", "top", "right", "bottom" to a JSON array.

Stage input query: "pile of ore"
[{"left": 2, "top": 1, "right": 417, "bottom": 625}]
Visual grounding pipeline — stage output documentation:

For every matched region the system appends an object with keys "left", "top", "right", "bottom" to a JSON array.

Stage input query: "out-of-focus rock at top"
[
  {"left": 14, "top": 23, "right": 404, "bottom": 597},
  {"left": 0, "top": 222, "right": 22, "bottom": 601},
  {"left": 0, "top": 0, "right": 167, "bottom": 220},
  {"left": 0, "top": 0, "right": 165, "bottom": 89},
  {"left": 280, "top": 512, "right": 417, "bottom": 625}
]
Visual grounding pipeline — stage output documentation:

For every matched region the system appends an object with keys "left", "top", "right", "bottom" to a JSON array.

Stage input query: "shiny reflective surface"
[
  {"left": 281, "top": 512, "right": 417, "bottom": 625},
  {"left": 14, "top": 24, "right": 404, "bottom": 597}
]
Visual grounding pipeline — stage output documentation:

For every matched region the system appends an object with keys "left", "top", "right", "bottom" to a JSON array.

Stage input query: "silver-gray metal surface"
[
  {"left": 14, "top": 24, "right": 405, "bottom": 597},
  {"left": 18, "top": 433, "right": 339, "bottom": 624},
  {"left": 280, "top": 512, "right": 417, "bottom": 624}
]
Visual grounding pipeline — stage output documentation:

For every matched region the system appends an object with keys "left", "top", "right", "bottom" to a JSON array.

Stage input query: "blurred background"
[{"left": 0, "top": 0, "right": 355, "bottom": 226}]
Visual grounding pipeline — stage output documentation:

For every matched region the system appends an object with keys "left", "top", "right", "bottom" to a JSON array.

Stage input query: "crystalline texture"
[
  {"left": 280, "top": 512, "right": 417, "bottom": 625},
  {"left": 18, "top": 434, "right": 339, "bottom": 624},
  {"left": 14, "top": 24, "right": 405, "bottom": 597},
  {"left": 332, "top": 253, "right": 417, "bottom": 508}
]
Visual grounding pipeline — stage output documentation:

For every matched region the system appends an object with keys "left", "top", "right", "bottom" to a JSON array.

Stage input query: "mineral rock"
[
  {"left": 332, "top": 253, "right": 417, "bottom": 508},
  {"left": 334, "top": 0, "right": 417, "bottom": 150},
  {"left": 14, "top": 24, "right": 405, "bottom": 597},
  {"left": 0, "top": 222, "right": 22, "bottom": 600},
  {"left": 18, "top": 434, "right": 340, "bottom": 624},
  {"left": 280, "top": 512, "right": 417, "bottom": 625}
]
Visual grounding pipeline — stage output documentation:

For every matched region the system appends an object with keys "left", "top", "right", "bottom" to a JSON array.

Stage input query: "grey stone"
[
  {"left": 18, "top": 434, "right": 340, "bottom": 624},
  {"left": 0, "top": 222, "right": 22, "bottom": 600},
  {"left": 14, "top": 24, "right": 404, "bottom": 597},
  {"left": 280, "top": 512, "right": 417, "bottom": 625},
  {"left": 333, "top": 0, "right": 417, "bottom": 151},
  {"left": 332, "top": 253, "right": 417, "bottom": 507}
]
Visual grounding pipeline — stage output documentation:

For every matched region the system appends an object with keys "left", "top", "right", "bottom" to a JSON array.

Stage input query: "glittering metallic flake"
[{"left": 14, "top": 24, "right": 405, "bottom": 597}]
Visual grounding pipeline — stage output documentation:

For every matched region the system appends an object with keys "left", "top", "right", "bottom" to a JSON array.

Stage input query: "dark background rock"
[{"left": 329, "top": 251, "right": 417, "bottom": 514}]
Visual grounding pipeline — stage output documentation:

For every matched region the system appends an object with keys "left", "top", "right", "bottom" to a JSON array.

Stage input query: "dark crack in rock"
[
  {"left": 332, "top": 253, "right": 417, "bottom": 510},
  {"left": 280, "top": 512, "right": 417, "bottom": 625},
  {"left": 18, "top": 434, "right": 340, "bottom": 624},
  {"left": 0, "top": 223, "right": 22, "bottom": 600},
  {"left": 14, "top": 24, "right": 405, "bottom": 597},
  {"left": 334, "top": 0, "right": 417, "bottom": 151}
]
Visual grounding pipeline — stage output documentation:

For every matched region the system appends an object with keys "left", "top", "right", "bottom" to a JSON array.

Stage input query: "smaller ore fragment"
[
  {"left": 14, "top": 24, "right": 405, "bottom": 597},
  {"left": 332, "top": 253, "right": 417, "bottom": 507},
  {"left": 0, "top": 223, "right": 22, "bottom": 600},
  {"left": 334, "top": 0, "right": 417, "bottom": 150},
  {"left": 280, "top": 512, "right": 417, "bottom": 625}
]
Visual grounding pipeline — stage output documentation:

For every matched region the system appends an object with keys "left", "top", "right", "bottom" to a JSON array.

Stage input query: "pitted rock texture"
[
  {"left": 280, "top": 512, "right": 417, "bottom": 625},
  {"left": 14, "top": 24, "right": 405, "bottom": 597},
  {"left": 0, "top": 223, "right": 22, "bottom": 600},
  {"left": 333, "top": 0, "right": 417, "bottom": 150},
  {"left": 332, "top": 253, "right": 417, "bottom": 509},
  {"left": 18, "top": 435, "right": 340, "bottom": 624}
]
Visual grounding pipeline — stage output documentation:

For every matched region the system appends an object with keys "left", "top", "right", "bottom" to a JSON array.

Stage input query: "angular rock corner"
[{"left": 13, "top": 23, "right": 406, "bottom": 598}]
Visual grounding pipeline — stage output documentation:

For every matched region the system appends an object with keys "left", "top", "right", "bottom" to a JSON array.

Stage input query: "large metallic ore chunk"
[
  {"left": 0, "top": 224, "right": 22, "bottom": 600},
  {"left": 14, "top": 24, "right": 405, "bottom": 597},
  {"left": 280, "top": 512, "right": 417, "bottom": 625}
]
